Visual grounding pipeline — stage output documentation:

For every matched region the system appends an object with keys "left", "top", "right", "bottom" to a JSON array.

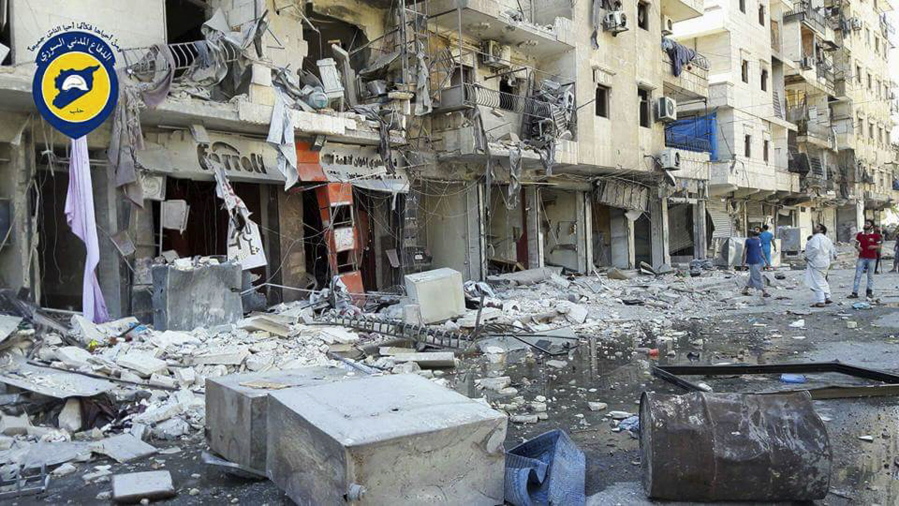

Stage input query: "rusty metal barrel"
[{"left": 640, "top": 391, "right": 831, "bottom": 502}]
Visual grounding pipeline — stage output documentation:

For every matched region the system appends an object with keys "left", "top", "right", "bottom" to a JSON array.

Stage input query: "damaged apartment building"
[{"left": 0, "top": 0, "right": 895, "bottom": 321}]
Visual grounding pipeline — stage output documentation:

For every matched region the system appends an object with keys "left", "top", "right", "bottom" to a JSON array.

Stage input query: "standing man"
[
  {"left": 759, "top": 224, "right": 776, "bottom": 270},
  {"left": 805, "top": 224, "right": 836, "bottom": 307},
  {"left": 849, "top": 219, "right": 882, "bottom": 299},
  {"left": 742, "top": 230, "right": 770, "bottom": 298}
]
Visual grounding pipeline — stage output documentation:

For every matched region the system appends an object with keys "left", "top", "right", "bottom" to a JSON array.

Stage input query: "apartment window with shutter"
[
  {"left": 742, "top": 60, "right": 749, "bottom": 83},
  {"left": 595, "top": 85, "right": 610, "bottom": 118},
  {"left": 638, "top": 88, "right": 651, "bottom": 128},
  {"left": 761, "top": 69, "right": 768, "bottom": 91},
  {"left": 638, "top": 2, "right": 650, "bottom": 30},
  {"left": 744, "top": 135, "right": 752, "bottom": 158},
  {"left": 758, "top": 5, "right": 765, "bottom": 25},
  {"left": 740, "top": 0, "right": 746, "bottom": 13},
  {"left": 763, "top": 140, "right": 769, "bottom": 162},
  {"left": 856, "top": 64, "right": 862, "bottom": 84}
]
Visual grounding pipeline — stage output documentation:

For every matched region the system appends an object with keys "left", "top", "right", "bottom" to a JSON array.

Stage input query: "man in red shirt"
[{"left": 849, "top": 219, "right": 881, "bottom": 299}]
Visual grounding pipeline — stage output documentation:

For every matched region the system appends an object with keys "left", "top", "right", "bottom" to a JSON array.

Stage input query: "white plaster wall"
[{"left": 10, "top": 0, "right": 165, "bottom": 64}]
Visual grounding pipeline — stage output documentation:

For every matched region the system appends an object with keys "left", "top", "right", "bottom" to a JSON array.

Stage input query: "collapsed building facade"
[{"left": 0, "top": 0, "right": 895, "bottom": 319}]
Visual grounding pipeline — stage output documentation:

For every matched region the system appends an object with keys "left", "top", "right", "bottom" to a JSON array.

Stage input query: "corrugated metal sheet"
[{"left": 707, "top": 200, "right": 735, "bottom": 239}]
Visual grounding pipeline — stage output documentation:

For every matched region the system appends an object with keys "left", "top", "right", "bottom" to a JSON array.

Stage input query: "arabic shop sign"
[
  {"left": 31, "top": 26, "right": 119, "bottom": 139},
  {"left": 319, "top": 143, "right": 409, "bottom": 193}
]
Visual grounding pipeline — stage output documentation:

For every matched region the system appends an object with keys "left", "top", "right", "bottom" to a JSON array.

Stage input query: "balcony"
[
  {"left": 784, "top": 2, "right": 829, "bottom": 38},
  {"left": 428, "top": 0, "right": 574, "bottom": 58},
  {"left": 436, "top": 84, "right": 558, "bottom": 120},
  {"left": 660, "top": 0, "right": 705, "bottom": 22},
  {"left": 661, "top": 48, "right": 710, "bottom": 98}
]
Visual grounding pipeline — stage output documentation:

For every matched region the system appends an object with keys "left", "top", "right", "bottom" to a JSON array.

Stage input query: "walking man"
[
  {"left": 805, "top": 224, "right": 836, "bottom": 307},
  {"left": 849, "top": 219, "right": 881, "bottom": 299},
  {"left": 742, "top": 229, "right": 770, "bottom": 297},
  {"left": 759, "top": 224, "right": 776, "bottom": 269}
]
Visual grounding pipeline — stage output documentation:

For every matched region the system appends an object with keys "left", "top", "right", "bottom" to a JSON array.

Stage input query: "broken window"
[
  {"left": 499, "top": 77, "right": 518, "bottom": 111},
  {"left": 303, "top": 10, "right": 370, "bottom": 73},
  {"left": 0, "top": 0, "right": 9, "bottom": 65},
  {"left": 744, "top": 134, "right": 752, "bottom": 158},
  {"left": 165, "top": 0, "right": 207, "bottom": 44},
  {"left": 638, "top": 88, "right": 651, "bottom": 128},
  {"left": 741, "top": 60, "right": 749, "bottom": 83},
  {"left": 638, "top": 2, "right": 650, "bottom": 30},
  {"left": 740, "top": 0, "right": 746, "bottom": 13},
  {"left": 595, "top": 85, "right": 610, "bottom": 118},
  {"left": 763, "top": 140, "right": 770, "bottom": 162},
  {"left": 761, "top": 69, "right": 768, "bottom": 91},
  {"left": 758, "top": 5, "right": 765, "bottom": 25}
]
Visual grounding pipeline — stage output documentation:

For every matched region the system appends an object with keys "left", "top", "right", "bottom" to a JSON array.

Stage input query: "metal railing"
[
  {"left": 661, "top": 51, "right": 710, "bottom": 80},
  {"left": 456, "top": 83, "right": 557, "bottom": 120},
  {"left": 121, "top": 40, "right": 241, "bottom": 77},
  {"left": 665, "top": 131, "right": 712, "bottom": 153},
  {"left": 784, "top": 2, "right": 827, "bottom": 34}
]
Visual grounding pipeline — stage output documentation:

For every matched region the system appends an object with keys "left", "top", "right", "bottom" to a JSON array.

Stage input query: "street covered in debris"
[
  {"left": 1, "top": 248, "right": 899, "bottom": 504},
  {"left": 0, "top": 0, "right": 898, "bottom": 503}
]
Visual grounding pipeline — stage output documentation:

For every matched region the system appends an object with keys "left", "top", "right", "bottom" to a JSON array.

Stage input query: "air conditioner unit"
[
  {"left": 660, "top": 148, "right": 682, "bottom": 170},
  {"left": 655, "top": 96, "right": 677, "bottom": 122},
  {"left": 800, "top": 56, "right": 814, "bottom": 70},
  {"left": 850, "top": 17, "right": 862, "bottom": 31},
  {"left": 481, "top": 40, "right": 511, "bottom": 70},
  {"left": 662, "top": 15, "right": 674, "bottom": 35},
  {"left": 603, "top": 11, "right": 628, "bottom": 35}
]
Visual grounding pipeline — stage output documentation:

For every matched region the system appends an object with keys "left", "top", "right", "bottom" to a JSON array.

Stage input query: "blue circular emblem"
[{"left": 32, "top": 31, "right": 118, "bottom": 139}]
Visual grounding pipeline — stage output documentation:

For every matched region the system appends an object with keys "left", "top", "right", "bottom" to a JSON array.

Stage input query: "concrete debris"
[
  {"left": 607, "top": 268, "right": 636, "bottom": 280},
  {"left": 478, "top": 376, "right": 512, "bottom": 391},
  {"left": 588, "top": 402, "right": 608, "bottom": 412},
  {"left": 405, "top": 268, "right": 466, "bottom": 324},
  {"left": 112, "top": 470, "right": 176, "bottom": 503},
  {"left": 0, "top": 315, "right": 23, "bottom": 345},
  {"left": 390, "top": 352, "right": 456, "bottom": 368},
  {"left": 117, "top": 352, "right": 168, "bottom": 377},
  {"left": 58, "top": 398, "right": 83, "bottom": 432},
  {"left": 0, "top": 413, "right": 30, "bottom": 436},
  {"left": 54, "top": 346, "right": 94, "bottom": 369},
  {"left": 92, "top": 434, "right": 158, "bottom": 463}
]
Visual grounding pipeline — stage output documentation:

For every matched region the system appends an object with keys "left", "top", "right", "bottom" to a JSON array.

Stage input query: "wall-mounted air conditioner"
[
  {"left": 660, "top": 148, "right": 682, "bottom": 170},
  {"left": 604, "top": 11, "right": 628, "bottom": 35},
  {"left": 655, "top": 96, "right": 677, "bottom": 122},
  {"left": 481, "top": 40, "right": 511, "bottom": 70},
  {"left": 800, "top": 56, "right": 814, "bottom": 70},
  {"left": 662, "top": 16, "right": 674, "bottom": 35}
]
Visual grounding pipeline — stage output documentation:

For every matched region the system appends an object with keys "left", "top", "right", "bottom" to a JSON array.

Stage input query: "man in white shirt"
[{"left": 805, "top": 223, "right": 837, "bottom": 308}]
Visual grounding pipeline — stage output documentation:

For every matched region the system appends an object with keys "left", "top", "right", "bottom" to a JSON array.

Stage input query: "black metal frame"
[{"left": 652, "top": 361, "right": 899, "bottom": 399}]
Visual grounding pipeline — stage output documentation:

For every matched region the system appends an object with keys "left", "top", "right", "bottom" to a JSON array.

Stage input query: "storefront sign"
[
  {"left": 319, "top": 143, "right": 409, "bottom": 193},
  {"left": 152, "top": 131, "right": 284, "bottom": 184}
]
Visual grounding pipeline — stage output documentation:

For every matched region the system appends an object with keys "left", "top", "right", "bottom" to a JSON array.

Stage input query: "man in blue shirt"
[
  {"left": 759, "top": 224, "right": 776, "bottom": 269},
  {"left": 742, "top": 230, "right": 770, "bottom": 297}
]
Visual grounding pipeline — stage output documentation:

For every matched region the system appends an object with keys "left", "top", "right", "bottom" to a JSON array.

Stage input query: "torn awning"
[{"left": 295, "top": 141, "right": 410, "bottom": 193}]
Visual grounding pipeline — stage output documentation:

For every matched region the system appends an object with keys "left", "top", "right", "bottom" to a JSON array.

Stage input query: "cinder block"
[
  {"left": 266, "top": 374, "right": 507, "bottom": 505},
  {"left": 205, "top": 367, "right": 356, "bottom": 472},
  {"left": 403, "top": 268, "right": 465, "bottom": 324}
]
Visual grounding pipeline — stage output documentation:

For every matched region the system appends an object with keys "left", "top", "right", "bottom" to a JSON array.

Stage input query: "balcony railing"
[
  {"left": 457, "top": 83, "right": 557, "bottom": 120},
  {"left": 121, "top": 41, "right": 241, "bottom": 77},
  {"left": 665, "top": 131, "right": 712, "bottom": 153},
  {"left": 773, "top": 90, "right": 785, "bottom": 119},
  {"left": 661, "top": 50, "right": 710, "bottom": 80},
  {"left": 785, "top": 2, "right": 827, "bottom": 35}
]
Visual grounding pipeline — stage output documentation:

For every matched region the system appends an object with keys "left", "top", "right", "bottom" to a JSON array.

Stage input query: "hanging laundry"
[
  {"left": 661, "top": 38, "right": 697, "bottom": 77},
  {"left": 65, "top": 137, "right": 109, "bottom": 324}
]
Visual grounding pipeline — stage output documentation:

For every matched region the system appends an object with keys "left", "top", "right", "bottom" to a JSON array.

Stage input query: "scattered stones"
[
  {"left": 112, "top": 471, "right": 176, "bottom": 503},
  {"left": 588, "top": 402, "right": 608, "bottom": 412}
]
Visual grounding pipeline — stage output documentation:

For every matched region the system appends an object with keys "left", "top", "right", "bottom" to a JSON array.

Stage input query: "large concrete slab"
[
  {"left": 151, "top": 262, "right": 243, "bottom": 331},
  {"left": 205, "top": 367, "right": 357, "bottom": 472},
  {"left": 404, "top": 268, "right": 465, "bottom": 324},
  {"left": 266, "top": 374, "right": 507, "bottom": 505}
]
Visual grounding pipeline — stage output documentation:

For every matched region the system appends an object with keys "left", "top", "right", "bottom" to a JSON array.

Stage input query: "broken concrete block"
[
  {"left": 478, "top": 376, "right": 512, "bottom": 391},
  {"left": 151, "top": 262, "right": 242, "bottom": 331},
  {"left": 391, "top": 352, "right": 456, "bottom": 368},
  {"left": 266, "top": 374, "right": 507, "bottom": 505},
  {"left": 588, "top": 402, "right": 608, "bottom": 412},
  {"left": 112, "top": 471, "right": 175, "bottom": 503},
  {"left": 172, "top": 367, "right": 196, "bottom": 386},
  {"left": 149, "top": 330, "right": 199, "bottom": 350},
  {"left": 0, "top": 315, "right": 22, "bottom": 345},
  {"left": 245, "top": 352, "right": 274, "bottom": 372},
  {"left": 55, "top": 346, "right": 93, "bottom": 369},
  {"left": 70, "top": 315, "right": 105, "bottom": 345},
  {"left": 556, "top": 301, "right": 588, "bottom": 324},
  {"left": 0, "top": 413, "right": 29, "bottom": 436},
  {"left": 148, "top": 373, "right": 177, "bottom": 389},
  {"left": 192, "top": 346, "right": 250, "bottom": 366},
  {"left": 607, "top": 268, "right": 636, "bottom": 280},
  {"left": 92, "top": 433, "right": 158, "bottom": 463},
  {"left": 116, "top": 352, "right": 167, "bottom": 377},
  {"left": 58, "top": 398, "right": 83, "bottom": 432},
  {"left": 151, "top": 418, "right": 190, "bottom": 440},
  {"left": 238, "top": 315, "right": 291, "bottom": 337},
  {"left": 403, "top": 304, "right": 423, "bottom": 325},
  {"left": 404, "top": 268, "right": 465, "bottom": 324},
  {"left": 206, "top": 367, "right": 357, "bottom": 472}
]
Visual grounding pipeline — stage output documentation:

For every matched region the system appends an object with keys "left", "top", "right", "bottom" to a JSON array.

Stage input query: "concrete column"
[
  {"left": 524, "top": 186, "right": 543, "bottom": 270},
  {"left": 277, "top": 191, "right": 306, "bottom": 303},
  {"left": 0, "top": 141, "right": 31, "bottom": 294},
  {"left": 693, "top": 200, "right": 707, "bottom": 259},
  {"left": 610, "top": 208, "right": 635, "bottom": 269},
  {"left": 575, "top": 191, "right": 590, "bottom": 273},
  {"left": 92, "top": 166, "right": 126, "bottom": 318},
  {"left": 582, "top": 192, "right": 593, "bottom": 273},
  {"left": 465, "top": 183, "right": 485, "bottom": 281},
  {"left": 649, "top": 197, "right": 670, "bottom": 268}
]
